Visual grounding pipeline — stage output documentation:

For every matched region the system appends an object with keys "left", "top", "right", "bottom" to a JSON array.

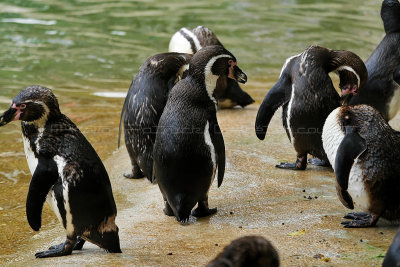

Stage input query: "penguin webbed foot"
[
  {"left": 123, "top": 165, "right": 144, "bottom": 179},
  {"left": 48, "top": 237, "right": 85, "bottom": 251},
  {"left": 308, "top": 158, "right": 330, "bottom": 167},
  {"left": 191, "top": 199, "right": 217, "bottom": 218},
  {"left": 341, "top": 212, "right": 379, "bottom": 228},
  {"left": 36, "top": 238, "right": 76, "bottom": 258},
  {"left": 276, "top": 155, "right": 307, "bottom": 170}
]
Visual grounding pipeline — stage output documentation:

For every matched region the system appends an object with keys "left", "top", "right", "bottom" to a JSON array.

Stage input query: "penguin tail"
[{"left": 170, "top": 194, "right": 193, "bottom": 223}]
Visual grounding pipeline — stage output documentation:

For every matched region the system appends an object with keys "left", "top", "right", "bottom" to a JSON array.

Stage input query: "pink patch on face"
[
  {"left": 228, "top": 60, "right": 237, "bottom": 80},
  {"left": 11, "top": 103, "right": 23, "bottom": 121}
]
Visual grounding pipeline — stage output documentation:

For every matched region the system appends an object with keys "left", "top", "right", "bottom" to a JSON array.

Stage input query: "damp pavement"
[{"left": 1, "top": 106, "right": 399, "bottom": 266}]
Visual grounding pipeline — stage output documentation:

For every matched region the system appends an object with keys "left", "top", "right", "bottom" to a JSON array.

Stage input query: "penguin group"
[{"left": 1, "top": 0, "right": 400, "bottom": 265}]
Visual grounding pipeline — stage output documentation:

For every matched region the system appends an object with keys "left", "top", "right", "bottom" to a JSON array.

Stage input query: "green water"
[{"left": 0, "top": 0, "right": 383, "bottom": 257}]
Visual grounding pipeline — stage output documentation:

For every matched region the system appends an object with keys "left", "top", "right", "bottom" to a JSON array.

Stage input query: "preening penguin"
[
  {"left": 383, "top": 229, "right": 400, "bottom": 267},
  {"left": 153, "top": 45, "right": 247, "bottom": 222},
  {"left": 0, "top": 86, "right": 121, "bottom": 257},
  {"left": 119, "top": 53, "right": 192, "bottom": 180},
  {"left": 169, "top": 25, "right": 254, "bottom": 108},
  {"left": 206, "top": 236, "right": 280, "bottom": 267},
  {"left": 322, "top": 104, "right": 400, "bottom": 228},
  {"left": 255, "top": 45, "right": 367, "bottom": 170},
  {"left": 349, "top": 0, "right": 400, "bottom": 121}
]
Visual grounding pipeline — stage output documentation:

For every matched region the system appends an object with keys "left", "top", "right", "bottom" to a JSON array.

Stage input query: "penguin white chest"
[
  {"left": 204, "top": 121, "right": 217, "bottom": 179},
  {"left": 322, "top": 108, "right": 344, "bottom": 167},
  {"left": 22, "top": 135, "right": 38, "bottom": 174},
  {"left": 286, "top": 84, "right": 296, "bottom": 144},
  {"left": 347, "top": 161, "right": 369, "bottom": 210},
  {"left": 388, "top": 83, "right": 400, "bottom": 120}
]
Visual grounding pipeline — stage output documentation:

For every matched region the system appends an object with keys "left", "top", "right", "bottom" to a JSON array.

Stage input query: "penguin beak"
[
  {"left": 0, "top": 103, "right": 21, "bottom": 127},
  {"left": 230, "top": 65, "right": 247, "bottom": 84}
]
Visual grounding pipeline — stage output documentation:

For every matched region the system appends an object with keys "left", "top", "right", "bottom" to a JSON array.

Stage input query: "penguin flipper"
[
  {"left": 255, "top": 74, "right": 292, "bottom": 140},
  {"left": 393, "top": 65, "right": 400, "bottom": 86},
  {"left": 210, "top": 118, "right": 225, "bottom": 188},
  {"left": 334, "top": 126, "right": 366, "bottom": 209},
  {"left": 26, "top": 156, "right": 59, "bottom": 231},
  {"left": 118, "top": 80, "right": 133, "bottom": 148}
]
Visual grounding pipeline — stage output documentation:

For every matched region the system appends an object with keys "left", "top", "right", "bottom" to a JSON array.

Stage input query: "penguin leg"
[
  {"left": 163, "top": 200, "right": 174, "bottom": 216},
  {"left": 123, "top": 145, "right": 144, "bottom": 179},
  {"left": 35, "top": 236, "right": 77, "bottom": 258},
  {"left": 341, "top": 212, "right": 380, "bottom": 228},
  {"left": 191, "top": 195, "right": 217, "bottom": 217},
  {"left": 48, "top": 237, "right": 86, "bottom": 251},
  {"left": 276, "top": 154, "right": 307, "bottom": 170},
  {"left": 308, "top": 158, "right": 330, "bottom": 167}
]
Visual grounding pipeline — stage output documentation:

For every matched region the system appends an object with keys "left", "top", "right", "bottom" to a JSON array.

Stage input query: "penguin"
[
  {"left": 206, "top": 236, "right": 280, "bottom": 267},
  {"left": 153, "top": 45, "right": 247, "bottom": 222},
  {"left": 118, "top": 52, "right": 192, "bottom": 180},
  {"left": 255, "top": 45, "right": 368, "bottom": 170},
  {"left": 322, "top": 104, "right": 400, "bottom": 227},
  {"left": 348, "top": 0, "right": 400, "bottom": 121},
  {"left": 169, "top": 25, "right": 254, "bottom": 108},
  {"left": 0, "top": 86, "right": 121, "bottom": 257},
  {"left": 383, "top": 229, "right": 400, "bottom": 267}
]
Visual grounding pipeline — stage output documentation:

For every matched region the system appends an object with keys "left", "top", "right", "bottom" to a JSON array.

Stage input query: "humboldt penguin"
[
  {"left": 0, "top": 86, "right": 121, "bottom": 257},
  {"left": 349, "top": 0, "right": 400, "bottom": 121},
  {"left": 383, "top": 229, "right": 400, "bottom": 267},
  {"left": 206, "top": 236, "right": 280, "bottom": 267},
  {"left": 119, "top": 53, "right": 192, "bottom": 180},
  {"left": 169, "top": 25, "right": 254, "bottom": 108},
  {"left": 255, "top": 45, "right": 367, "bottom": 170},
  {"left": 153, "top": 45, "right": 247, "bottom": 222},
  {"left": 322, "top": 104, "right": 400, "bottom": 227}
]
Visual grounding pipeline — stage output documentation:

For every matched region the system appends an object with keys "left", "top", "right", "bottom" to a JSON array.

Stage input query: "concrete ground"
[{"left": 2, "top": 106, "right": 398, "bottom": 266}]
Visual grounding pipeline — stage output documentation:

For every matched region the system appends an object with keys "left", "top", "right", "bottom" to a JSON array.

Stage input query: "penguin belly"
[
  {"left": 322, "top": 108, "right": 344, "bottom": 166},
  {"left": 46, "top": 188, "right": 64, "bottom": 226},
  {"left": 204, "top": 121, "right": 217, "bottom": 182},
  {"left": 388, "top": 84, "right": 400, "bottom": 120},
  {"left": 347, "top": 161, "right": 369, "bottom": 211}
]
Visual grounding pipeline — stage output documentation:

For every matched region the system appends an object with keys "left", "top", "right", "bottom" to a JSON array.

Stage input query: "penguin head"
[
  {"left": 381, "top": 0, "right": 400, "bottom": 34},
  {"left": 189, "top": 45, "right": 247, "bottom": 102},
  {"left": 0, "top": 85, "right": 60, "bottom": 127}
]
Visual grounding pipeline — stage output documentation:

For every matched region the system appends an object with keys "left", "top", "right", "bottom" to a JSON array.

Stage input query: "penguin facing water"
[
  {"left": 349, "top": 0, "right": 400, "bottom": 121},
  {"left": 322, "top": 104, "right": 400, "bottom": 228},
  {"left": 255, "top": 45, "right": 367, "bottom": 170},
  {"left": 153, "top": 45, "right": 247, "bottom": 222},
  {"left": 119, "top": 53, "right": 192, "bottom": 180},
  {"left": 169, "top": 26, "right": 254, "bottom": 108},
  {"left": 0, "top": 86, "right": 121, "bottom": 257}
]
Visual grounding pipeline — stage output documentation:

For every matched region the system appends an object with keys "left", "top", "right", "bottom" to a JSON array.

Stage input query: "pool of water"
[{"left": 0, "top": 0, "right": 383, "bottom": 257}]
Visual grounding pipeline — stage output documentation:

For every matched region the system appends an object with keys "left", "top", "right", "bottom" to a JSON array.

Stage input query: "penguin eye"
[
  {"left": 20, "top": 103, "right": 27, "bottom": 109},
  {"left": 228, "top": 59, "right": 233, "bottom": 66}
]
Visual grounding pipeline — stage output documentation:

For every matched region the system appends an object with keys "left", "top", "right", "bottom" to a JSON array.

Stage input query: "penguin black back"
[
  {"left": 349, "top": 0, "right": 400, "bottom": 121},
  {"left": 0, "top": 85, "right": 121, "bottom": 257},
  {"left": 119, "top": 53, "right": 191, "bottom": 180},
  {"left": 255, "top": 45, "right": 367, "bottom": 170},
  {"left": 153, "top": 45, "right": 247, "bottom": 222}
]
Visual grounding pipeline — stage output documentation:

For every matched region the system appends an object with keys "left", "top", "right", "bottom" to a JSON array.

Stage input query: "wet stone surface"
[{"left": 1, "top": 106, "right": 398, "bottom": 266}]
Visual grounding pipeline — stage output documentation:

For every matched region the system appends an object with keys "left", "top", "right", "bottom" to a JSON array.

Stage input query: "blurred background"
[{"left": 0, "top": 0, "right": 383, "bottom": 257}]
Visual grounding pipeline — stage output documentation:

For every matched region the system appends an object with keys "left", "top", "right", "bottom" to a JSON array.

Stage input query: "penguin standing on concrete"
[
  {"left": 255, "top": 45, "right": 367, "bottom": 170},
  {"left": 349, "top": 0, "right": 400, "bottom": 121},
  {"left": 383, "top": 229, "right": 400, "bottom": 266},
  {"left": 322, "top": 104, "right": 400, "bottom": 227},
  {"left": 119, "top": 53, "right": 191, "bottom": 180},
  {"left": 169, "top": 26, "right": 254, "bottom": 108},
  {"left": 153, "top": 45, "right": 247, "bottom": 222},
  {"left": 0, "top": 86, "right": 121, "bottom": 257}
]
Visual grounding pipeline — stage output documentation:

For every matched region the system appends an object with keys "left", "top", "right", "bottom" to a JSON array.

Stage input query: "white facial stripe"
[
  {"left": 169, "top": 31, "right": 193, "bottom": 54},
  {"left": 181, "top": 28, "right": 202, "bottom": 52},
  {"left": 280, "top": 53, "right": 300, "bottom": 78},
  {"left": 204, "top": 54, "right": 232, "bottom": 104},
  {"left": 336, "top": 65, "right": 360, "bottom": 88},
  {"left": 27, "top": 100, "right": 50, "bottom": 127}
]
